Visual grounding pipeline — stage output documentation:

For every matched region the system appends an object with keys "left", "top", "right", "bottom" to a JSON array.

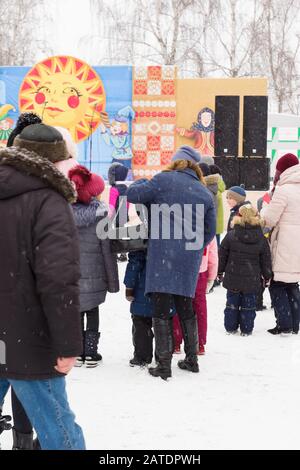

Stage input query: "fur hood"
[
  {"left": 72, "top": 199, "right": 107, "bottom": 228},
  {"left": 205, "top": 174, "right": 219, "bottom": 194},
  {"left": 0, "top": 147, "right": 76, "bottom": 203}
]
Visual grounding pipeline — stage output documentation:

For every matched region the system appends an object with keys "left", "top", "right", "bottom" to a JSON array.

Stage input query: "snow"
[{"left": 1, "top": 264, "right": 300, "bottom": 450}]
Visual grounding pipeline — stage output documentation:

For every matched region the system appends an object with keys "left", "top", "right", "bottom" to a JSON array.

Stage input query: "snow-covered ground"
[{"left": 2, "top": 263, "right": 300, "bottom": 450}]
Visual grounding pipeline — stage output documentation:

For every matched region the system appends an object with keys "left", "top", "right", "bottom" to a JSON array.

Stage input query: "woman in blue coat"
[{"left": 126, "top": 146, "right": 216, "bottom": 379}]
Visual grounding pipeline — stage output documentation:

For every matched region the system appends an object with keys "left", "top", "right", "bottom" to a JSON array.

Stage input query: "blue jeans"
[
  {"left": 0, "top": 377, "right": 85, "bottom": 450},
  {"left": 224, "top": 291, "right": 256, "bottom": 334}
]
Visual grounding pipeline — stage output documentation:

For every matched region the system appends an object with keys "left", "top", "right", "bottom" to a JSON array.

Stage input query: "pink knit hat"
[{"left": 69, "top": 165, "right": 105, "bottom": 204}]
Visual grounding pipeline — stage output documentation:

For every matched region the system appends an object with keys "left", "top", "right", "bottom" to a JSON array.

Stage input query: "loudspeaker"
[
  {"left": 239, "top": 157, "right": 270, "bottom": 190},
  {"left": 215, "top": 96, "right": 240, "bottom": 157},
  {"left": 243, "top": 96, "right": 268, "bottom": 156},
  {"left": 213, "top": 157, "right": 240, "bottom": 188}
]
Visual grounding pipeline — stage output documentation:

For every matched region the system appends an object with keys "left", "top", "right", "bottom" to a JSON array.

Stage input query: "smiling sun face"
[{"left": 19, "top": 56, "right": 106, "bottom": 143}]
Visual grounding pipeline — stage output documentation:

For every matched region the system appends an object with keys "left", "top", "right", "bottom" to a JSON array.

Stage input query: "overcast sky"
[{"left": 42, "top": 0, "right": 94, "bottom": 62}]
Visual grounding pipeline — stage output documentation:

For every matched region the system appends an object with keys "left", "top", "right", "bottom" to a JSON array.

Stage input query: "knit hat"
[
  {"left": 14, "top": 124, "right": 68, "bottom": 163},
  {"left": 108, "top": 162, "right": 129, "bottom": 185},
  {"left": 69, "top": 165, "right": 105, "bottom": 204},
  {"left": 199, "top": 162, "right": 210, "bottom": 177},
  {"left": 227, "top": 185, "right": 246, "bottom": 204},
  {"left": 7, "top": 112, "right": 42, "bottom": 147},
  {"left": 54, "top": 126, "right": 78, "bottom": 159},
  {"left": 209, "top": 164, "right": 222, "bottom": 175},
  {"left": 172, "top": 145, "right": 201, "bottom": 164},
  {"left": 233, "top": 203, "right": 263, "bottom": 227},
  {"left": 274, "top": 153, "right": 299, "bottom": 185}
]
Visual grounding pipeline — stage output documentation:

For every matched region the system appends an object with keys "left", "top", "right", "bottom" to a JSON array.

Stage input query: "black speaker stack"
[{"left": 214, "top": 95, "right": 270, "bottom": 190}]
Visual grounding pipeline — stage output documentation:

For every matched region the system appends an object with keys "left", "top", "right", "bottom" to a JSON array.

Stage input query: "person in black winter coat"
[
  {"left": 0, "top": 124, "right": 85, "bottom": 450},
  {"left": 226, "top": 185, "right": 249, "bottom": 231},
  {"left": 218, "top": 204, "right": 272, "bottom": 336},
  {"left": 69, "top": 166, "right": 119, "bottom": 367}
]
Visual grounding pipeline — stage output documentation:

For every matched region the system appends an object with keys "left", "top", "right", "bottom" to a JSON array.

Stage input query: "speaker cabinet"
[
  {"left": 243, "top": 96, "right": 268, "bottom": 157},
  {"left": 239, "top": 157, "right": 270, "bottom": 190},
  {"left": 213, "top": 157, "right": 240, "bottom": 188},
  {"left": 213, "top": 157, "right": 270, "bottom": 190},
  {"left": 215, "top": 96, "right": 240, "bottom": 157}
]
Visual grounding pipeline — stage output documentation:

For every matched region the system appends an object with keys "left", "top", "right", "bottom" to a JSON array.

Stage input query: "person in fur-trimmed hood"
[
  {"left": 69, "top": 165, "right": 119, "bottom": 368},
  {"left": 0, "top": 123, "right": 85, "bottom": 450},
  {"left": 218, "top": 204, "right": 272, "bottom": 336}
]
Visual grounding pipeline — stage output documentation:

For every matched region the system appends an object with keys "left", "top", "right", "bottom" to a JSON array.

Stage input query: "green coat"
[{"left": 216, "top": 176, "right": 226, "bottom": 234}]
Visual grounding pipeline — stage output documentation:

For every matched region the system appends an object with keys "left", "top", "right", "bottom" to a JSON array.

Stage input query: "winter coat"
[
  {"left": 72, "top": 200, "right": 119, "bottom": 312},
  {"left": 227, "top": 201, "right": 250, "bottom": 232},
  {"left": 200, "top": 237, "right": 218, "bottom": 281},
  {"left": 216, "top": 176, "right": 226, "bottom": 234},
  {"left": 0, "top": 146, "right": 82, "bottom": 380},
  {"left": 126, "top": 168, "right": 216, "bottom": 297},
  {"left": 218, "top": 223, "right": 272, "bottom": 294},
  {"left": 124, "top": 251, "right": 153, "bottom": 317},
  {"left": 262, "top": 164, "right": 300, "bottom": 283},
  {"left": 205, "top": 174, "right": 218, "bottom": 210}
]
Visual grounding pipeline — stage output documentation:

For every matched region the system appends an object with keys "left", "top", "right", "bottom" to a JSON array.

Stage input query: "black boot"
[
  {"left": 12, "top": 428, "right": 34, "bottom": 450},
  {"left": 177, "top": 316, "right": 199, "bottom": 373},
  {"left": 84, "top": 331, "right": 102, "bottom": 368},
  {"left": 148, "top": 318, "right": 173, "bottom": 380}
]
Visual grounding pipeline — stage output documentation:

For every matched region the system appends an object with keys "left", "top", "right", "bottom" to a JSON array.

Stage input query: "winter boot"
[
  {"left": 267, "top": 326, "right": 281, "bottom": 335},
  {"left": 12, "top": 428, "right": 34, "bottom": 450},
  {"left": 177, "top": 316, "right": 199, "bottom": 373},
  {"left": 0, "top": 410, "right": 12, "bottom": 435},
  {"left": 148, "top": 318, "right": 173, "bottom": 380},
  {"left": 84, "top": 331, "right": 102, "bottom": 368},
  {"left": 129, "top": 356, "right": 150, "bottom": 367}
]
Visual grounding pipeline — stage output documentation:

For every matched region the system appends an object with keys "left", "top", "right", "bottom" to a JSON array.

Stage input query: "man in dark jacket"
[{"left": 0, "top": 124, "right": 85, "bottom": 450}]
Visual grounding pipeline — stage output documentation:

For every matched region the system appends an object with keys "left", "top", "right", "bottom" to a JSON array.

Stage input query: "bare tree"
[
  {"left": 0, "top": 0, "right": 51, "bottom": 66},
  {"left": 89, "top": 0, "right": 218, "bottom": 76},
  {"left": 204, "top": 0, "right": 265, "bottom": 77},
  {"left": 260, "top": 0, "right": 300, "bottom": 113}
]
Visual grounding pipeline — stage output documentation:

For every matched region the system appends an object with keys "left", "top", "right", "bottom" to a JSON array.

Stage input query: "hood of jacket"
[
  {"left": 205, "top": 174, "right": 219, "bottom": 195},
  {"left": 0, "top": 147, "right": 76, "bottom": 203},
  {"left": 233, "top": 223, "right": 263, "bottom": 244},
  {"left": 72, "top": 199, "right": 108, "bottom": 227},
  {"left": 277, "top": 163, "right": 300, "bottom": 186}
]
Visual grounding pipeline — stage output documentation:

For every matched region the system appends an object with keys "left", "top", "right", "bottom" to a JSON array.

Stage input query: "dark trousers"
[
  {"left": 151, "top": 293, "right": 195, "bottom": 321},
  {"left": 132, "top": 315, "right": 154, "bottom": 362},
  {"left": 216, "top": 234, "right": 221, "bottom": 248},
  {"left": 269, "top": 281, "right": 300, "bottom": 333},
  {"left": 80, "top": 306, "right": 99, "bottom": 332},
  {"left": 224, "top": 291, "right": 256, "bottom": 334},
  {"left": 11, "top": 388, "right": 33, "bottom": 434},
  {"left": 256, "top": 279, "right": 265, "bottom": 310}
]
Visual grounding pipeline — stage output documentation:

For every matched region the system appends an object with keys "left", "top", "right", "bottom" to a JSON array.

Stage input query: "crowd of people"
[{"left": 0, "top": 112, "right": 300, "bottom": 450}]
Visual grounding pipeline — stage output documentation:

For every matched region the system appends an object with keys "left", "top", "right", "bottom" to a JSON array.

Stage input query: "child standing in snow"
[
  {"left": 69, "top": 165, "right": 119, "bottom": 367},
  {"left": 124, "top": 250, "right": 155, "bottom": 367},
  {"left": 108, "top": 162, "right": 129, "bottom": 262},
  {"left": 226, "top": 185, "right": 248, "bottom": 232},
  {"left": 173, "top": 237, "right": 218, "bottom": 355},
  {"left": 218, "top": 204, "right": 272, "bottom": 336}
]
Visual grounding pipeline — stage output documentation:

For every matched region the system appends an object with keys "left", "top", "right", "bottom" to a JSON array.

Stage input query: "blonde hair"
[
  {"left": 232, "top": 203, "right": 264, "bottom": 228},
  {"left": 111, "top": 120, "right": 128, "bottom": 133},
  {"left": 164, "top": 159, "right": 206, "bottom": 185}
]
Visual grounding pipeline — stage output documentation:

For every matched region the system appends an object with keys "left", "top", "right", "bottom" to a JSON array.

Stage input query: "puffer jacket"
[
  {"left": 72, "top": 200, "right": 119, "bottom": 312},
  {"left": 262, "top": 164, "right": 300, "bottom": 283},
  {"left": 0, "top": 146, "right": 82, "bottom": 380}
]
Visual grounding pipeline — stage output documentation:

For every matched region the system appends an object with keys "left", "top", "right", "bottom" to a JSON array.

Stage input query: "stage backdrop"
[{"left": 0, "top": 56, "right": 269, "bottom": 181}]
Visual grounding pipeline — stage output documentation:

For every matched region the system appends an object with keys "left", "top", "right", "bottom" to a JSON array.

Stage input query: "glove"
[
  {"left": 125, "top": 288, "right": 135, "bottom": 302},
  {"left": 0, "top": 411, "right": 12, "bottom": 435},
  {"left": 206, "top": 279, "right": 214, "bottom": 294}
]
